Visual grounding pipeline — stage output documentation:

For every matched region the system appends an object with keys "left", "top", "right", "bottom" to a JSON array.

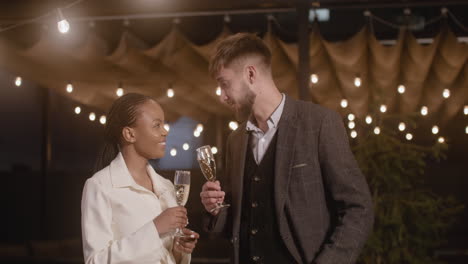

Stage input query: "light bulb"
[
  {"left": 406, "top": 133, "right": 413, "bottom": 141},
  {"left": 350, "top": 130, "right": 357, "bottom": 138},
  {"left": 310, "top": 74, "right": 319, "bottom": 84},
  {"left": 15, "top": 77, "right": 22, "bottom": 87},
  {"left": 442, "top": 89, "right": 450, "bottom": 99},
  {"left": 66, "top": 83, "right": 73, "bottom": 93},
  {"left": 194, "top": 130, "right": 201, "bottom": 137},
  {"left": 420, "top": 106, "right": 428, "bottom": 116},
  {"left": 374, "top": 127, "right": 381, "bottom": 135},
  {"left": 380, "top": 105, "right": 387, "bottom": 113},
  {"left": 438, "top": 137, "right": 445, "bottom": 143},
  {"left": 216, "top": 87, "right": 222, "bottom": 96},
  {"left": 432, "top": 126, "right": 439, "bottom": 135},
  {"left": 183, "top": 143, "right": 189, "bottom": 151},
  {"left": 89, "top": 112, "right": 96, "bottom": 121},
  {"left": 58, "top": 20, "right": 70, "bottom": 33},
  {"left": 348, "top": 121, "right": 355, "bottom": 129},
  {"left": 365, "top": 115, "right": 372, "bottom": 125},
  {"left": 164, "top": 124, "right": 170, "bottom": 132},
  {"left": 57, "top": 9, "right": 70, "bottom": 34},
  {"left": 397, "top": 84, "right": 405, "bottom": 94},
  {"left": 340, "top": 99, "right": 348, "bottom": 108},
  {"left": 170, "top": 148, "right": 177, "bottom": 156},
  {"left": 464, "top": 105, "right": 468, "bottom": 115},
  {"left": 211, "top": 147, "right": 218, "bottom": 154},
  {"left": 99, "top": 115, "right": 106, "bottom": 125},
  {"left": 354, "top": 77, "right": 361, "bottom": 87},
  {"left": 74, "top": 106, "right": 81, "bottom": 114},
  {"left": 196, "top": 124, "right": 203, "bottom": 133},
  {"left": 398, "top": 122, "right": 406, "bottom": 131},
  {"left": 229, "top": 121, "right": 238, "bottom": 131},
  {"left": 116, "top": 88, "right": 124, "bottom": 97},
  {"left": 347, "top": 113, "right": 355, "bottom": 121},
  {"left": 465, "top": 126, "right": 468, "bottom": 134},
  {"left": 167, "top": 88, "right": 174, "bottom": 98}
]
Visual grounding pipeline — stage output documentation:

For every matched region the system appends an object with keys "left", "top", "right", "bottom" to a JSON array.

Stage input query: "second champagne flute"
[
  {"left": 173, "top": 170, "right": 190, "bottom": 237},
  {"left": 196, "top": 145, "right": 230, "bottom": 212}
]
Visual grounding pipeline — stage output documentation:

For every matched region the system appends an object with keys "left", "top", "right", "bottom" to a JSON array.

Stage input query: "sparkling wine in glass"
[
  {"left": 196, "top": 145, "right": 230, "bottom": 212},
  {"left": 174, "top": 170, "right": 190, "bottom": 237}
]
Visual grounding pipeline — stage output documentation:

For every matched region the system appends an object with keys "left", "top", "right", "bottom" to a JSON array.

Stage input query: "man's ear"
[
  {"left": 122, "top": 127, "right": 136, "bottom": 143},
  {"left": 244, "top": 65, "right": 257, "bottom": 84}
]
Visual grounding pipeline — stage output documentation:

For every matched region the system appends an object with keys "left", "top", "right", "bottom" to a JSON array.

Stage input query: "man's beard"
[{"left": 235, "top": 82, "right": 256, "bottom": 122}]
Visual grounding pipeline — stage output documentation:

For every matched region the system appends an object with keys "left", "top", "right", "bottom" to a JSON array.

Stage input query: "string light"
[
  {"left": 398, "top": 122, "right": 406, "bottom": 132},
  {"left": 438, "top": 137, "right": 445, "bottom": 143},
  {"left": 89, "top": 112, "right": 96, "bottom": 121},
  {"left": 340, "top": 99, "right": 348, "bottom": 108},
  {"left": 464, "top": 105, "right": 468, "bottom": 115},
  {"left": 374, "top": 127, "right": 381, "bottom": 135},
  {"left": 167, "top": 88, "right": 174, "bottom": 98},
  {"left": 380, "top": 105, "right": 387, "bottom": 113},
  {"left": 15, "top": 77, "right": 22, "bottom": 87},
  {"left": 57, "top": 8, "right": 70, "bottom": 34},
  {"left": 348, "top": 121, "right": 355, "bottom": 129},
  {"left": 465, "top": 125, "right": 468, "bottom": 134},
  {"left": 442, "top": 89, "right": 450, "bottom": 99},
  {"left": 229, "top": 121, "right": 238, "bottom": 131},
  {"left": 66, "top": 83, "right": 73, "bottom": 93},
  {"left": 164, "top": 124, "right": 170, "bottom": 132},
  {"left": 116, "top": 88, "right": 124, "bottom": 97},
  {"left": 397, "top": 84, "right": 405, "bottom": 94},
  {"left": 354, "top": 77, "right": 361, "bottom": 87},
  {"left": 406, "top": 133, "right": 413, "bottom": 141},
  {"left": 310, "top": 74, "right": 319, "bottom": 84},
  {"left": 196, "top": 124, "right": 204, "bottom": 133},
  {"left": 99, "top": 115, "right": 106, "bottom": 125},
  {"left": 211, "top": 147, "right": 218, "bottom": 154},
  {"left": 216, "top": 87, "right": 222, "bottom": 96},
  {"left": 183, "top": 143, "right": 190, "bottom": 151},
  {"left": 193, "top": 130, "right": 201, "bottom": 137},
  {"left": 74, "top": 106, "right": 81, "bottom": 114},
  {"left": 347, "top": 113, "right": 355, "bottom": 121},
  {"left": 420, "top": 106, "right": 428, "bottom": 116},
  {"left": 432, "top": 125, "right": 439, "bottom": 135},
  {"left": 170, "top": 148, "right": 177, "bottom": 156},
  {"left": 350, "top": 130, "right": 357, "bottom": 138},
  {"left": 365, "top": 115, "right": 372, "bottom": 125}
]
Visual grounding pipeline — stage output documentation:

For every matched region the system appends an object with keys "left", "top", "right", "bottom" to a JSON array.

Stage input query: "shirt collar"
[
  {"left": 110, "top": 152, "right": 171, "bottom": 196},
  {"left": 246, "top": 93, "right": 285, "bottom": 132}
]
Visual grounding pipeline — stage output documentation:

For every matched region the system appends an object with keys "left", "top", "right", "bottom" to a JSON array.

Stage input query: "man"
[{"left": 200, "top": 33, "right": 374, "bottom": 264}]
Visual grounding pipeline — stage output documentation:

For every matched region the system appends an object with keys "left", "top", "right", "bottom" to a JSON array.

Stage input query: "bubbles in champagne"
[
  {"left": 198, "top": 159, "right": 216, "bottom": 181},
  {"left": 175, "top": 184, "right": 190, "bottom": 206}
]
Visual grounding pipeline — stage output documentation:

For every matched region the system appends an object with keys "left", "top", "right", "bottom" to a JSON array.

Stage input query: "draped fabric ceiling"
[{"left": 1, "top": 25, "right": 467, "bottom": 127}]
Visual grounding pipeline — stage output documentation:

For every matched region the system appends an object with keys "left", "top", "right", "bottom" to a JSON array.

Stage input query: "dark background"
[{"left": 1, "top": 1, "right": 467, "bottom": 263}]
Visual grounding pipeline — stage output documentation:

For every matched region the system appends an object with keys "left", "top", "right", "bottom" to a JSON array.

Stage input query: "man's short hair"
[{"left": 209, "top": 33, "right": 272, "bottom": 77}]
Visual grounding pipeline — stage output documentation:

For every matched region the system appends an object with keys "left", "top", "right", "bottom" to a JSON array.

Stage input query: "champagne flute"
[
  {"left": 174, "top": 170, "right": 190, "bottom": 237},
  {"left": 196, "top": 145, "right": 230, "bottom": 212}
]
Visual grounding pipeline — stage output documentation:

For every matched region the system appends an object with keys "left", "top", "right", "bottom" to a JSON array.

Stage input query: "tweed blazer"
[{"left": 207, "top": 95, "right": 374, "bottom": 264}]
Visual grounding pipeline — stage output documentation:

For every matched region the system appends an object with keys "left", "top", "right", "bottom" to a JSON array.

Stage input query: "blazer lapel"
[
  {"left": 274, "top": 95, "right": 298, "bottom": 217},
  {"left": 274, "top": 96, "right": 302, "bottom": 263},
  {"left": 230, "top": 122, "right": 249, "bottom": 235}
]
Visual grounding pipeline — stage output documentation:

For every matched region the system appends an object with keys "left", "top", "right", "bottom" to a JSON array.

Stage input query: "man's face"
[{"left": 215, "top": 65, "right": 256, "bottom": 122}]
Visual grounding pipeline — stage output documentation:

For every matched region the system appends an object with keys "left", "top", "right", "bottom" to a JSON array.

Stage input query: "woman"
[{"left": 81, "top": 93, "right": 199, "bottom": 264}]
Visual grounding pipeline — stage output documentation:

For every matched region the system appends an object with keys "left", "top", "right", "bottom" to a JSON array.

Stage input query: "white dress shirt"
[
  {"left": 81, "top": 152, "right": 190, "bottom": 264},
  {"left": 246, "top": 93, "right": 286, "bottom": 164}
]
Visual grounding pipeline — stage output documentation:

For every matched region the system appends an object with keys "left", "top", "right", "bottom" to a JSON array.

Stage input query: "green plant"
[{"left": 354, "top": 131, "right": 464, "bottom": 264}]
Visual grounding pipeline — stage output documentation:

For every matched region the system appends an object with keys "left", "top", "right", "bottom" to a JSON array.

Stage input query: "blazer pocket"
[{"left": 291, "top": 163, "right": 307, "bottom": 169}]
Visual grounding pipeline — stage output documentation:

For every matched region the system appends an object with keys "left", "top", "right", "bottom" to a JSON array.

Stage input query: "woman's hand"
[
  {"left": 173, "top": 228, "right": 200, "bottom": 254},
  {"left": 153, "top": 206, "right": 188, "bottom": 236}
]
